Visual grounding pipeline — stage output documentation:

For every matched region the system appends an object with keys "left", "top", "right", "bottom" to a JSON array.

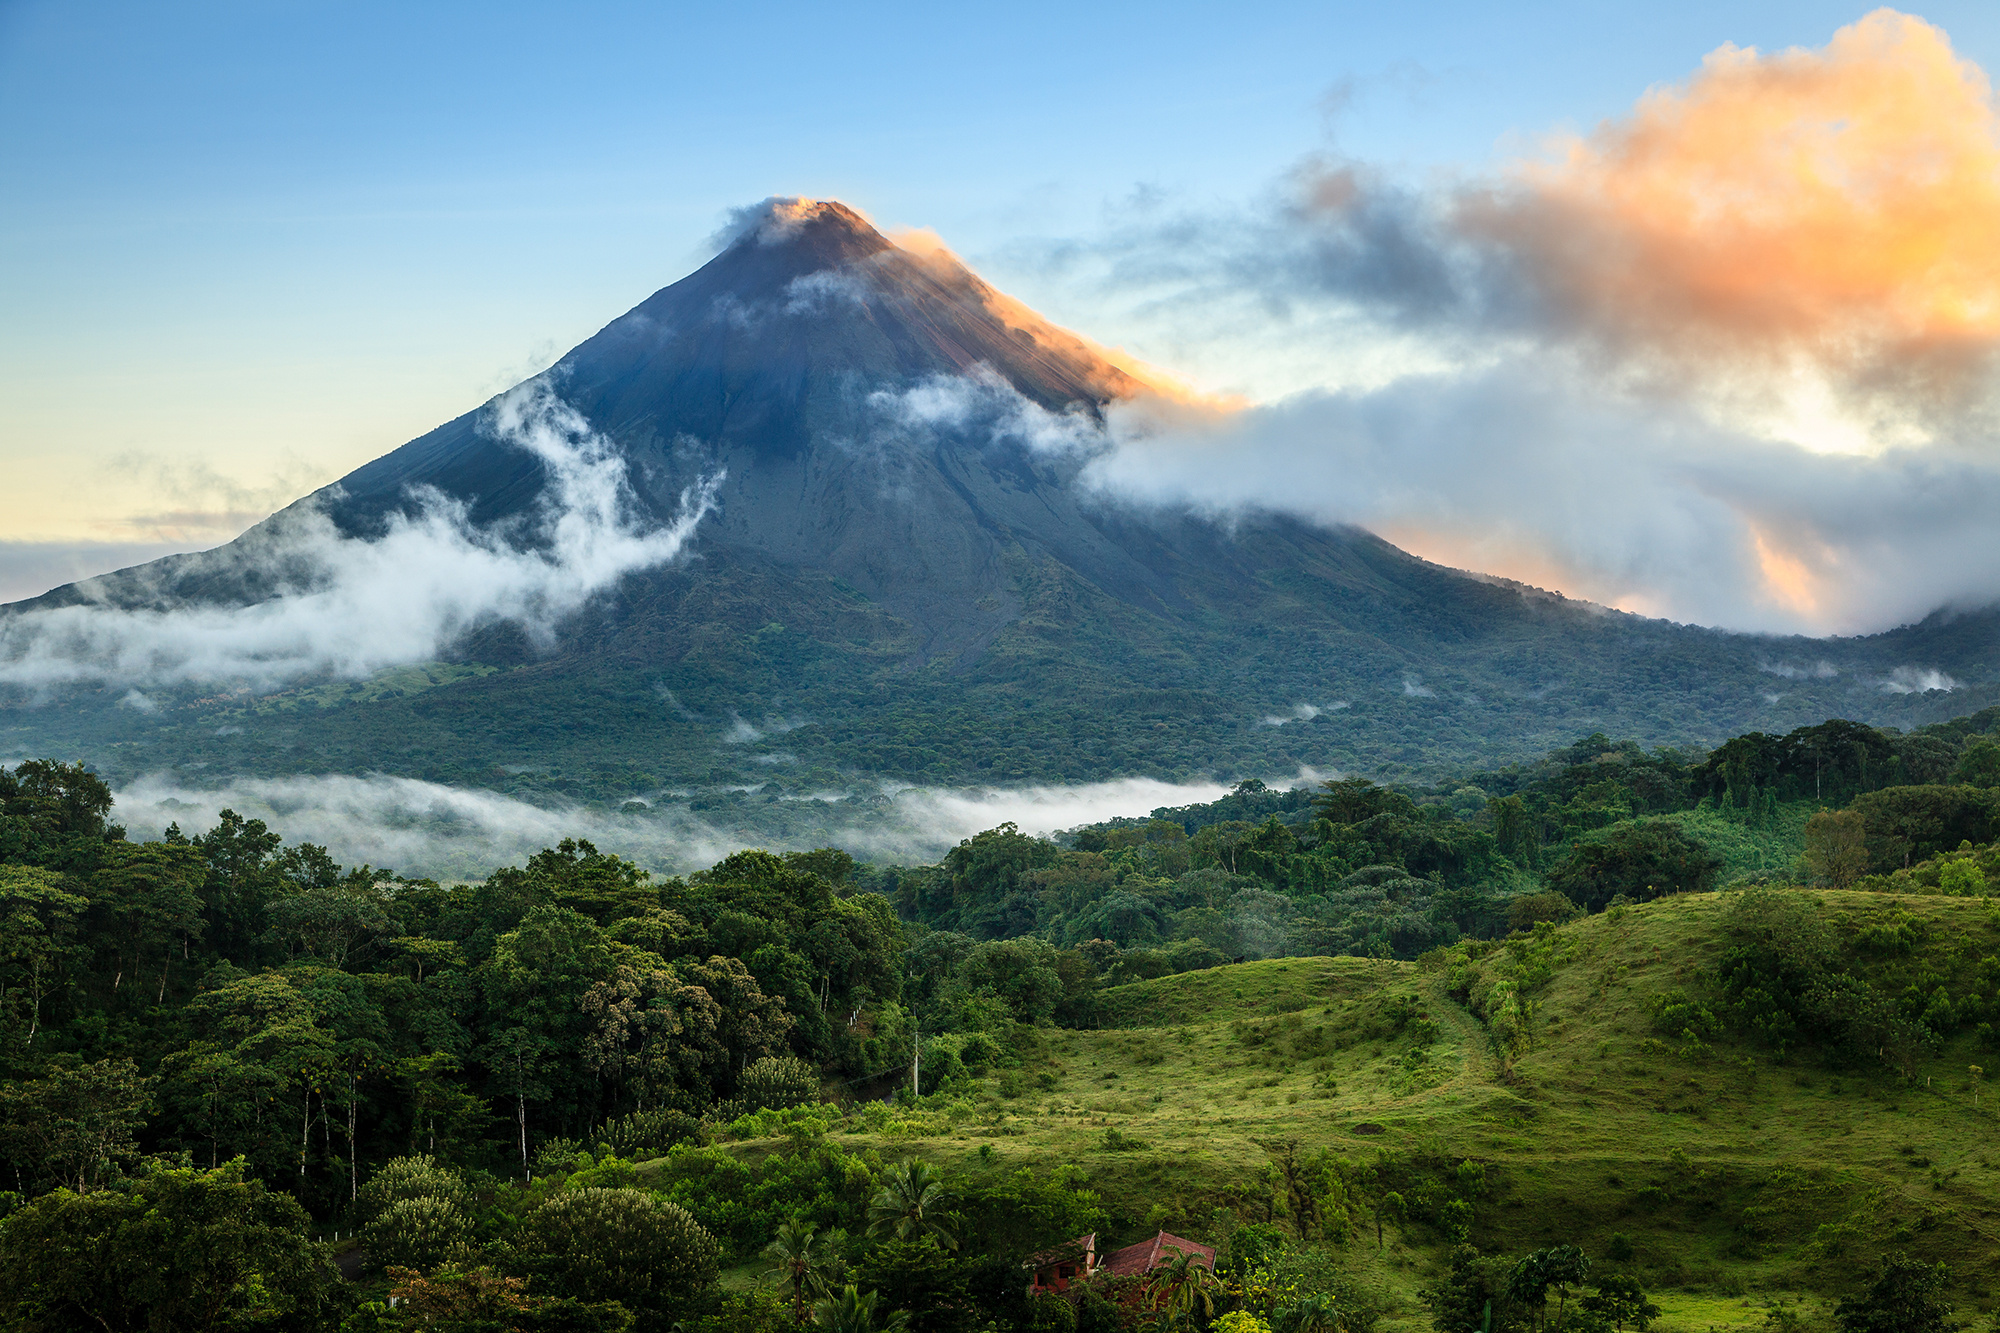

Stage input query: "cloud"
[
  {"left": 708, "top": 197, "right": 874, "bottom": 251},
  {"left": 1760, "top": 660, "right": 1840, "bottom": 680},
  {"left": 1282, "top": 10, "right": 2000, "bottom": 426},
  {"left": 1085, "top": 361, "right": 2000, "bottom": 633},
  {"left": 0, "top": 382, "right": 720, "bottom": 692},
  {"left": 1880, "top": 665, "right": 1960, "bottom": 694},
  {"left": 107, "top": 771, "right": 1238, "bottom": 879},
  {"left": 1259, "top": 703, "right": 1322, "bottom": 727},
  {"left": 868, "top": 367, "right": 1106, "bottom": 456},
  {"left": 1000, "top": 11, "right": 2000, "bottom": 635}
]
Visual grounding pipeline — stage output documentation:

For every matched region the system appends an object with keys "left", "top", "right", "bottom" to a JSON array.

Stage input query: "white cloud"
[
  {"left": 1081, "top": 364, "right": 2000, "bottom": 635},
  {"left": 0, "top": 382, "right": 719, "bottom": 693},
  {"left": 1259, "top": 703, "right": 1325, "bottom": 727},
  {"left": 1760, "top": 661, "right": 1839, "bottom": 680},
  {"left": 869, "top": 367, "right": 1105, "bottom": 457},
  {"left": 108, "top": 771, "right": 1237, "bottom": 879},
  {"left": 1880, "top": 666, "right": 1959, "bottom": 695}
]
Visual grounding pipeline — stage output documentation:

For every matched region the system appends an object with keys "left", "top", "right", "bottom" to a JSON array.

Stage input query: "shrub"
[
  {"left": 355, "top": 1154, "right": 472, "bottom": 1223},
  {"left": 1216, "top": 1314, "right": 1273, "bottom": 1333},
  {"left": 740, "top": 1056, "right": 821, "bottom": 1113},
  {"left": 363, "top": 1195, "right": 476, "bottom": 1273},
  {"left": 509, "top": 1187, "right": 719, "bottom": 1313}
]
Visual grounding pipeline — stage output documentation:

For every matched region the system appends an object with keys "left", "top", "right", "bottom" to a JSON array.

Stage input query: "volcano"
[{"left": 6, "top": 198, "right": 1998, "bottom": 801}]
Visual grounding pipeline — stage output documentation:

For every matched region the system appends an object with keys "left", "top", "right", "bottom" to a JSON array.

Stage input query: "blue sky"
[{"left": 5, "top": 1, "right": 2000, "bottom": 625}]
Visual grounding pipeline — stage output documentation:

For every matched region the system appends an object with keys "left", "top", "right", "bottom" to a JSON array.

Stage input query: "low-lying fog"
[{"left": 110, "top": 772, "right": 1248, "bottom": 880}]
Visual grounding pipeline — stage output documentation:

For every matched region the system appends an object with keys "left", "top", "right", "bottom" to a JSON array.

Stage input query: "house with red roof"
[{"left": 1026, "top": 1230, "right": 1216, "bottom": 1295}]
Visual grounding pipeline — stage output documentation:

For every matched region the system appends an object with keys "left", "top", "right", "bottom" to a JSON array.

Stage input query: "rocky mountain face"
[{"left": 7, "top": 199, "right": 1997, "bottom": 799}]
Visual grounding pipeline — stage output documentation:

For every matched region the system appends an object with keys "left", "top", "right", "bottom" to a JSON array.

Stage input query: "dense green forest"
[{"left": 2, "top": 705, "right": 1999, "bottom": 1331}]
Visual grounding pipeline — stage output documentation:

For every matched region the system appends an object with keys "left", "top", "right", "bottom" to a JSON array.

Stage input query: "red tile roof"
[{"left": 1098, "top": 1230, "right": 1217, "bottom": 1277}]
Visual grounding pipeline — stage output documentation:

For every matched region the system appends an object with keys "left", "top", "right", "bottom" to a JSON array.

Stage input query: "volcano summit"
[{"left": 3, "top": 198, "right": 1995, "bottom": 806}]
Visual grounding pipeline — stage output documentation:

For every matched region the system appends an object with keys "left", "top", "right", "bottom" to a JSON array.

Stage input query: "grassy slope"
[{"left": 802, "top": 893, "right": 2000, "bottom": 1332}]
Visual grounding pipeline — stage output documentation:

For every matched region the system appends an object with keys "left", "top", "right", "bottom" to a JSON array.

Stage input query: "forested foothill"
[{"left": 1, "top": 707, "right": 1999, "bottom": 1331}]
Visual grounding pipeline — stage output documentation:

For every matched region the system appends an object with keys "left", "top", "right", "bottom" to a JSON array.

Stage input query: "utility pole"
[{"left": 911, "top": 1022, "right": 921, "bottom": 1102}]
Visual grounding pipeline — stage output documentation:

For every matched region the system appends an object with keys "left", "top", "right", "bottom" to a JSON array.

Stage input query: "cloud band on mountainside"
[
  {"left": 0, "top": 382, "right": 719, "bottom": 693},
  {"left": 1022, "top": 8, "right": 2000, "bottom": 635}
]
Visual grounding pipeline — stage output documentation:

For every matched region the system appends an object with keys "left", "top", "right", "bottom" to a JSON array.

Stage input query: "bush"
[
  {"left": 356, "top": 1154, "right": 473, "bottom": 1223},
  {"left": 509, "top": 1188, "right": 720, "bottom": 1314},
  {"left": 740, "top": 1056, "right": 820, "bottom": 1113},
  {"left": 363, "top": 1195, "right": 476, "bottom": 1274},
  {"left": 595, "top": 1107, "right": 703, "bottom": 1159}
]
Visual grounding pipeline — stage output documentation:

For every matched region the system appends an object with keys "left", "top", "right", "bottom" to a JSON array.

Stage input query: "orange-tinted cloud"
[{"left": 1464, "top": 10, "right": 2000, "bottom": 394}]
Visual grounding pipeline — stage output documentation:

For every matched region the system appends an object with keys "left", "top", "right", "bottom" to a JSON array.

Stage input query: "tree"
[
  {"left": 1505, "top": 893, "right": 1579, "bottom": 933},
  {"left": 91, "top": 840, "right": 208, "bottom": 1002},
  {"left": 958, "top": 937, "right": 1065, "bottom": 1024},
  {"left": 0, "top": 865, "right": 86, "bottom": 1047},
  {"left": 853, "top": 1235, "right": 970, "bottom": 1333},
  {"left": 155, "top": 1040, "right": 275, "bottom": 1170},
  {"left": 1424, "top": 1245, "right": 1519, "bottom": 1333},
  {"left": 866, "top": 1159, "right": 956, "bottom": 1248},
  {"left": 0, "top": 1055, "right": 152, "bottom": 1193},
  {"left": 1507, "top": 1247, "right": 1591, "bottom": 1333},
  {"left": 1261, "top": 1139, "right": 1348, "bottom": 1242},
  {"left": 1953, "top": 739, "right": 2000, "bottom": 788},
  {"left": 762, "top": 1219, "right": 840, "bottom": 1324},
  {"left": 266, "top": 878, "right": 397, "bottom": 968},
  {"left": 1546, "top": 822, "right": 1722, "bottom": 911},
  {"left": 1148, "top": 1246, "right": 1225, "bottom": 1323},
  {"left": 1488, "top": 796, "right": 1538, "bottom": 868},
  {"left": 813, "top": 1286, "right": 909, "bottom": 1333},
  {"left": 356, "top": 1154, "right": 475, "bottom": 1221},
  {"left": 509, "top": 1187, "right": 719, "bottom": 1316},
  {"left": 1802, "top": 810, "right": 1869, "bottom": 889},
  {"left": 192, "top": 810, "right": 285, "bottom": 960},
  {"left": 1833, "top": 1255, "right": 1953, "bottom": 1333},
  {"left": 0, "top": 1159, "right": 342, "bottom": 1332},
  {"left": 0, "top": 760, "right": 117, "bottom": 845},
  {"left": 1579, "top": 1276, "right": 1659, "bottom": 1333}
]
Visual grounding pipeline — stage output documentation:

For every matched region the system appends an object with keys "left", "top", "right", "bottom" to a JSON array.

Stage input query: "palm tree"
[
  {"left": 812, "top": 1285, "right": 910, "bottom": 1333},
  {"left": 1148, "top": 1248, "right": 1224, "bottom": 1324},
  {"left": 1274, "top": 1293, "right": 1345, "bottom": 1333},
  {"left": 762, "top": 1219, "right": 839, "bottom": 1324},
  {"left": 865, "top": 1159, "right": 956, "bottom": 1249}
]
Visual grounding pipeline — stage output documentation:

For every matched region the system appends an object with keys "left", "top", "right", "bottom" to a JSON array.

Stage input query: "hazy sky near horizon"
[{"left": 7, "top": 1, "right": 2000, "bottom": 630}]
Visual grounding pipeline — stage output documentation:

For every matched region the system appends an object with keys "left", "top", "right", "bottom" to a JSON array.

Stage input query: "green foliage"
[
  {"left": 506, "top": 1188, "right": 718, "bottom": 1316},
  {"left": 738, "top": 1055, "right": 820, "bottom": 1113},
  {"left": 0, "top": 1159, "right": 343, "bottom": 1332},
  {"left": 364, "top": 1194, "right": 476, "bottom": 1274},
  {"left": 1833, "top": 1255, "right": 1953, "bottom": 1333},
  {"left": 1546, "top": 821, "right": 1724, "bottom": 910},
  {"left": 812, "top": 1285, "right": 909, "bottom": 1333},
  {"left": 0, "top": 1055, "right": 152, "bottom": 1194},
  {"left": 866, "top": 1158, "right": 955, "bottom": 1247}
]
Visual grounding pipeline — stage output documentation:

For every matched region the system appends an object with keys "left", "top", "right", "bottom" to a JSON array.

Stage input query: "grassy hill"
[{"left": 699, "top": 889, "right": 2000, "bottom": 1331}]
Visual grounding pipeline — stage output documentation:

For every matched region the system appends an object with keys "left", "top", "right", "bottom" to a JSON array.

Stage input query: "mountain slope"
[{"left": 4, "top": 199, "right": 1998, "bottom": 804}]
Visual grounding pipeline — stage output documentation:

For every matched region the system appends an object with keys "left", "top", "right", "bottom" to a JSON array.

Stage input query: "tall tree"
[{"left": 0, "top": 865, "right": 86, "bottom": 1048}]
